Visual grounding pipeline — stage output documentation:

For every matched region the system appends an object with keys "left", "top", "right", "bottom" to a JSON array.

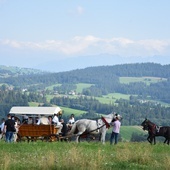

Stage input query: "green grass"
[
  {"left": 120, "top": 126, "right": 147, "bottom": 141},
  {"left": 96, "top": 93, "right": 130, "bottom": 104},
  {"left": 76, "top": 83, "right": 94, "bottom": 93},
  {"left": 60, "top": 106, "right": 85, "bottom": 116},
  {"left": 0, "top": 141, "right": 169, "bottom": 170},
  {"left": 107, "top": 126, "right": 147, "bottom": 141},
  {"left": 119, "top": 76, "right": 167, "bottom": 85},
  {"left": 29, "top": 102, "right": 40, "bottom": 106},
  {"left": 45, "top": 83, "right": 93, "bottom": 93},
  {"left": 45, "top": 84, "right": 62, "bottom": 90}
]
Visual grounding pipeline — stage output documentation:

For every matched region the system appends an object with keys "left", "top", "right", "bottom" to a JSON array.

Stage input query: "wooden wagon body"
[
  {"left": 9, "top": 106, "right": 62, "bottom": 142},
  {"left": 17, "top": 124, "right": 59, "bottom": 142}
]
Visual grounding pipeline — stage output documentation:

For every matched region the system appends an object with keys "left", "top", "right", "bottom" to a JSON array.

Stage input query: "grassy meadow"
[
  {"left": 0, "top": 140, "right": 169, "bottom": 170},
  {"left": 119, "top": 77, "right": 167, "bottom": 85},
  {"left": 96, "top": 93, "right": 130, "bottom": 105},
  {"left": 44, "top": 79, "right": 167, "bottom": 106},
  {"left": 119, "top": 126, "right": 147, "bottom": 141}
]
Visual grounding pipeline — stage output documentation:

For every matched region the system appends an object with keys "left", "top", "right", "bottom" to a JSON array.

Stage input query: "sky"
[{"left": 0, "top": 0, "right": 170, "bottom": 72}]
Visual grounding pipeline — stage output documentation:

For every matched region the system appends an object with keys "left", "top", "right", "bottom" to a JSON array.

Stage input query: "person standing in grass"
[
  {"left": 110, "top": 116, "right": 121, "bottom": 145},
  {"left": 3, "top": 114, "right": 16, "bottom": 143}
]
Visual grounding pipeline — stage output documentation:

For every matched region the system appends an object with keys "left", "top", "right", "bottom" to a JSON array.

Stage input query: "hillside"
[
  {"left": 119, "top": 126, "right": 147, "bottom": 141},
  {"left": 0, "top": 62, "right": 170, "bottom": 103},
  {"left": 0, "top": 63, "right": 170, "bottom": 127},
  {"left": 0, "top": 65, "right": 45, "bottom": 78}
]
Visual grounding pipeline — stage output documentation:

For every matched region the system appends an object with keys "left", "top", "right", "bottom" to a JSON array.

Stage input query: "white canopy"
[{"left": 9, "top": 106, "right": 62, "bottom": 116}]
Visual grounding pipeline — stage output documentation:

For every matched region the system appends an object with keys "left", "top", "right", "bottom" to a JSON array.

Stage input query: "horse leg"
[
  {"left": 164, "top": 138, "right": 167, "bottom": 144},
  {"left": 100, "top": 131, "right": 106, "bottom": 144},
  {"left": 147, "top": 136, "right": 151, "bottom": 144},
  {"left": 148, "top": 136, "right": 155, "bottom": 145},
  {"left": 153, "top": 136, "right": 156, "bottom": 145},
  {"left": 75, "top": 131, "right": 84, "bottom": 143},
  {"left": 150, "top": 135, "right": 156, "bottom": 145},
  {"left": 98, "top": 133, "right": 101, "bottom": 141},
  {"left": 164, "top": 137, "right": 170, "bottom": 145}
]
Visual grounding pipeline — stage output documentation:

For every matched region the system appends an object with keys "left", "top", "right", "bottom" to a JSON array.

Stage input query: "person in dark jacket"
[{"left": 3, "top": 114, "right": 15, "bottom": 143}]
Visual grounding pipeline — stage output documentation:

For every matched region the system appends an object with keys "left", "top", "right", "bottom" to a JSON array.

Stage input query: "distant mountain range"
[{"left": 33, "top": 54, "right": 170, "bottom": 72}]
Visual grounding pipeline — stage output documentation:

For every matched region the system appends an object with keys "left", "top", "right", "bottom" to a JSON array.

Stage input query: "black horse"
[{"left": 141, "top": 119, "right": 170, "bottom": 145}]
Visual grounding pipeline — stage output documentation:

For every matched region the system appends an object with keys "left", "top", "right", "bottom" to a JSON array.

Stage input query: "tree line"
[
  {"left": 0, "top": 63, "right": 170, "bottom": 103},
  {"left": 50, "top": 96, "right": 170, "bottom": 126},
  {"left": 0, "top": 88, "right": 170, "bottom": 126},
  {"left": 0, "top": 90, "right": 47, "bottom": 118}
]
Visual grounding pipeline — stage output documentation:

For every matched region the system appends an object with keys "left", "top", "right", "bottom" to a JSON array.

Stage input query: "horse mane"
[{"left": 146, "top": 119, "right": 157, "bottom": 126}]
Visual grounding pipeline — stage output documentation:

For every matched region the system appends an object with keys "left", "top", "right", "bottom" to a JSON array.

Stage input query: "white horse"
[{"left": 67, "top": 112, "right": 119, "bottom": 144}]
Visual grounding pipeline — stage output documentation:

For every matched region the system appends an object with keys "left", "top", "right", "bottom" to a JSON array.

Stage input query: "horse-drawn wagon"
[{"left": 9, "top": 106, "right": 62, "bottom": 142}]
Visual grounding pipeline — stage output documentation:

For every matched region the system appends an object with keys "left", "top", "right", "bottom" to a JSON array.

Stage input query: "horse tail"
[{"left": 67, "top": 121, "right": 77, "bottom": 135}]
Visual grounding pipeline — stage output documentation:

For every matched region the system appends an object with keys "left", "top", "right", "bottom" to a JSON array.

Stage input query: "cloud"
[
  {"left": 138, "top": 40, "right": 169, "bottom": 53},
  {"left": 1, "top": 36, "right": 170, "bottom": 57},
  {"left": 76, "top": 6, "right": 84, "bottom": 15},
  {"left": 68, "top": 5, "right": 84, "bottom": 16}
]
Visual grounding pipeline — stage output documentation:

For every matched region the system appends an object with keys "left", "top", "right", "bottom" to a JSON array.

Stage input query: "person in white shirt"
[
  {"left": 52, "top": 113, "right": 63, "bottom": 134},
  {"left": 68, "top": 114, "right": 75, "bottom": 124},
  {"left": 13, "top": 118, "right": 19, "bottom": 142},
  {"left": 0, "top": 118, "right": 5, "bottom": 139},
  {"left": 67, "top": 114, "right": 75, "bottom": 130},
  {"left": 52, "top": 114, "right": 61, "bottom": 125},
  {"left": 36, "top": 116, "right": 49, "bottom": 125},
  {"left": 0, "top": 118, "right": 5, "bottom": 133},
  {"left": 110, "top": 116, "right": 121, "bottom": 145}
]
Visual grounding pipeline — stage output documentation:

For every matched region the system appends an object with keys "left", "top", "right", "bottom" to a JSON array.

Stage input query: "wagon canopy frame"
[{"left": 9, "top": 106, "right": 62, "bottom": 116}]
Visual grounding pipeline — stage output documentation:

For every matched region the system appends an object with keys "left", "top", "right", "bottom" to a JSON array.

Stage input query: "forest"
[
  {"left": 1, "top": 63, "right": 170, "bottom": 103},
  {"left": 0, "top": 63, "right": 170, "bottom": 125}
]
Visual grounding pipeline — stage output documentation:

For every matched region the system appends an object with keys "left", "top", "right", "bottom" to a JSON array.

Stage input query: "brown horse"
[{"left": 141, "top": 119, "right": 170, "bottom": 145}]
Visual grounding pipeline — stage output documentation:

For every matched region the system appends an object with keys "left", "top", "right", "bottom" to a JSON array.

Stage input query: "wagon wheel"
[
  {"left": 46, "top": 134, "right": 60, "bottom": 142},
  {"left": 41, "top": 134, "right": 50, "bottom": 142},
  {"left": 16, "top": 133, "right": 22, "bottom": 142},
  {"left": 80, "top": 134, "right": 97, "bottom": 142}
]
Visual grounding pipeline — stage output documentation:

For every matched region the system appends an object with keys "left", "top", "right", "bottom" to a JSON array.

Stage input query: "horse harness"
[
  {"left": 77, "top": 116, "right": 111, "bottom": 137},
  {"left": 147, "top": 122, "right": 160, "bottom": 134}
]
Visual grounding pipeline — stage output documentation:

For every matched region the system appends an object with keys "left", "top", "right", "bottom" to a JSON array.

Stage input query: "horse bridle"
[{"left": 142, "top": 120, "right": 156, "bottom": 133}]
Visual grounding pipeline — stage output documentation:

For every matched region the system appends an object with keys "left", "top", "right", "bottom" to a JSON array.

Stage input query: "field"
[
  {"left": 0, "top": 140, "right": 169, "bottom": 170},
  {"left": 119, "top": 76, "right": 167, "bottom": 85},
  {"left": 96, "top": 93, "right": 130, "bottom": 104},
  {"left": 45, "top": 79, "right": 169, "bottom": 106},
  {"left": 60, "top": 106, "right": 85, "bottom": 116},
  {"left": 76, "top": 83, "right": 94, "bottom": 93},
  {"left": 119, "top": 126, "right": 147, "bottom": 141},
  {"left": 45, "top": 83, "right": 93, "bottom": 93}
]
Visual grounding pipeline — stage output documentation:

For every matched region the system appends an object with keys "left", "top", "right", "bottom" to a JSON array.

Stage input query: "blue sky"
[{"left": 0, "top": 0, "right": 170, "bottom": 72}]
